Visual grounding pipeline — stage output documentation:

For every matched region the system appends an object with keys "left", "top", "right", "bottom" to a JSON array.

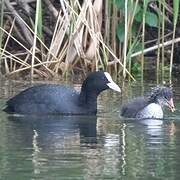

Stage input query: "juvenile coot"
[
  {"left": 121, "top": 86, "right": 175, "bottom": 119},
  {"left": 4, "top": 71, "right": 121, "bottom": 115}
]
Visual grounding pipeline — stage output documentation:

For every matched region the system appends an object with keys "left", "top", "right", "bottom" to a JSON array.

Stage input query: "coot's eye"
[
  {"left": 164, "top": 94, "right": 171, "bottom": 100},
  {"left": 102, "top": 76, "right": 108, "bottom": 83},
  {"left": 164, "top": 96, "right": 169, "bottom": 100}
]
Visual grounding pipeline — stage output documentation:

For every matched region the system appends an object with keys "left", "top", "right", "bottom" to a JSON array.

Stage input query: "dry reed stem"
[
  {"left": 131, "top": 37, "right": 180, "bottom": 58},
  {"left": 47, "top": 12, "right": 69, "bottom": 62},
  {"left": 5, "top": 0, "right": 34, "bottom": 46},
  {"left": 7, "top": 60, "right": 61, "bottom": 75},
  {"left": 0, "top": 26, "right": 55, "bottom": 75},
  {"left": 11, "top": 13, "right": 59, "bottom": 61},
  {"left": 123, "top": 0, "right": 128, "bottom": 78},
  {"left": 1, "top": 0, "right": 135, "bottom": 80},
  {"left": 63, "top": 0, "right": 103, "bottom": 74},
  {"left": 0, "top": 48, "right": 30, "bottom": 67},
  {"left": 64, "top": 0, "right": 135, "bottom": 80},
  {"left": 31, "top": 0, "right": 40, "bottom": 78},
  {"left": 1, "top": 19, "right": 15, "bottom": 74},
  {"left": 169, "top": 28, "right": 176, "bottom": 82}
]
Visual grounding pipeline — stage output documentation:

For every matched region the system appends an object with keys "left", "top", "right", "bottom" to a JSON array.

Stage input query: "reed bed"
[{"left": 0, "top": 0, "right": 179, "bottom": 81}]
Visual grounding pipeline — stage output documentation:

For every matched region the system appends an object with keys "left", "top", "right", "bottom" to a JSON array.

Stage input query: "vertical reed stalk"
[
  {"left": 118, "top": 12, "right": 122, "bottom": 65},
  {"left": 104, "top": 0, "right": 110, "bottom": 61},
  {"left": 169, "top": 0, "right": 179, "bottom": 83},
  {"left": 128, "top": 38, "right": 132, "bottom": 81},
  {"left": 0, "top": 0, "right": 4, "bottom": 48},
  {"left": 128, "top": 0, "right": 139, "bottom": 81},
  {"left": 100, "top": 1, "right": 108, "bottom": 70},
  {"left": 31, "top": 0, "right": 42, "bottom": 79},
  {"left": 141, "top": 0, "right": 146, "bottom": 83},
  {"left": 156, "top": 1, "right": 162, "bottom": 84},
  {"left": 128, "top": 12, "right": 132, "bottom": 81},
  {"left": 169, "top": 34, "right": 175, "bottom": 84},
  {"left": 123, "top": 0, "right": 128, "bottom": 78},
  {"left": 0, "top": 0, "right": 4, "bottom": 76},
  {"left": 161, "top": 0, "right": 165, "bottom": 81},
  {"left": 112, "top": 2, "right": 117, "bottom": 74},
  {"left": 112, "top": 3, "right": 117, "bottom": 54}
]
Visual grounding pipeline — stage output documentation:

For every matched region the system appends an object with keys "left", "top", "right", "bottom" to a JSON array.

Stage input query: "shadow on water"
[
  {"left": 7, "top": 114, "right": 98, "bottom": 147},
  {"left": 0, "top": 113, "right": 100, "bottom": 179}
]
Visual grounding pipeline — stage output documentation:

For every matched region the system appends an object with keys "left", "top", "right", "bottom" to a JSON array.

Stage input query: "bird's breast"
[{"left": 136, "top": 103, "right": 163, "bottom": 119}]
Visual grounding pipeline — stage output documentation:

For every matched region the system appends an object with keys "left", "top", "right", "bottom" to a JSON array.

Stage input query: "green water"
[{"left": 0, "top": 79, "right": 180, "bottom": 180}]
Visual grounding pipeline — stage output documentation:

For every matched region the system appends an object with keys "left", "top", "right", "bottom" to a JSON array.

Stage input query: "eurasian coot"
[
  {"left": 4, "top": 71, "right": 121, "bottom": 115},
  {"left": 121, "top": 86, "right": 175, "bottom": 119}
]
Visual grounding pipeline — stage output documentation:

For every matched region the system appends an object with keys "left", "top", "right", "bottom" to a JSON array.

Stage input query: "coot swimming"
[
  {"left": 4, "top": 71, "right": 121, "bottom": 115},
  {"left": 121, "top": 86, "right": 175, "bottom": 119}
]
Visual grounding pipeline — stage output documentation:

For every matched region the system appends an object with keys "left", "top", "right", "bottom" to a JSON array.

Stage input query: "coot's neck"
[
  {"left": 149, "top": 96, "right": 164, "bottom": 107},
  {"left": 79, "top": 88, "right": 100, "bottom": 113}
]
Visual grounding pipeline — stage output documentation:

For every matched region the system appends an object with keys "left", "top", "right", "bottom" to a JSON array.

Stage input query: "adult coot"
[
  {"left": 121, "top": 86, "right": 175, "bottom": 119},
  {"left": 4, "top": 71, "right": 121, "bottom": 115}
]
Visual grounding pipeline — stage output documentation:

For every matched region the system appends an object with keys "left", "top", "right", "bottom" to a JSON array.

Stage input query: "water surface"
[{"left": 0, "top": 78, "right": 180, "bottom": 180}]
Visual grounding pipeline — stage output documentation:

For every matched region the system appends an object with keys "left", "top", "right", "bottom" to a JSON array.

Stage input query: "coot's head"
[
  {"left": 79, "top": 71, "right": 120, "bottom": 108},
  {"left": 81, "top": 71, "right": 121, "bottom": 94},
  {"left": 149, "top": 86, "right": 175, "bottom": 112}
]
